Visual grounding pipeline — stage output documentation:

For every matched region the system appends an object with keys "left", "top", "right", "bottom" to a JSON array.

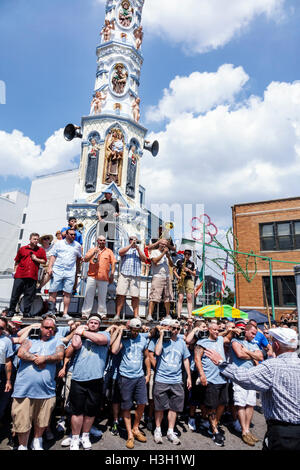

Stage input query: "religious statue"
[
  {"left": 126, "top": 145, "right": 138, "bottom": 198},
  {"left": 134, "top": 26, "right": 143, "bottom": 50},
  {"left": 100, "top": 19, "right": 115, "bottom": 42},
  {"left": 104, "top": 129, "right": 124, "bottom": 185},
  {"left": 118, "top": 0, "right": 134, "bottom": 28},
  {"left": 111, "top": 63, "right": 128, "bottom": 95},
  {"left": 85, "top": 138, "right": 100, "bottom": 193},
  {"left": 90, "top": 90, "right": 107, "bottom": 115},
  {"left": 132, "top": 97, "right": 140, "bottom": 122}
]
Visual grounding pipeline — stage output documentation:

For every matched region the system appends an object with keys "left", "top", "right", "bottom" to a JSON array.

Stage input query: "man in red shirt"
[{"left": 7, "top": 233, "right": 47, "bottom": 318}]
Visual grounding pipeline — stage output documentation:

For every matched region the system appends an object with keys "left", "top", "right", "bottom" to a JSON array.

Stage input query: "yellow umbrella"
[{"left": 192, "top": 303, "right": 248, "bottom": 319}]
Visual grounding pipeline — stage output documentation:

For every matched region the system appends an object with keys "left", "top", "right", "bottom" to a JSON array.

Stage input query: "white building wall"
[
  {"left": 22, "top": 169, "right": 78, "bottom": 242},
  {"left": 0, "top": 191, "right": 28, "bottom": 273}
]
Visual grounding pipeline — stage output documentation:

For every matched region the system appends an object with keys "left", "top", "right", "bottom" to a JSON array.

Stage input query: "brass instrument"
[
  {"left": 76, "top": 222, "right": 84, "bottom": 232},
  {"left": 160, "top": 222, "right": 174, "bottom": 240},
  {"left": 177, "top": 256, "right": 187, "bottom": 291}
]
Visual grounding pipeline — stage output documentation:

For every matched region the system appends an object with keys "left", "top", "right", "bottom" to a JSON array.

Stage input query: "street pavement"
[{"left": 0, "top": 405, "right": 266, "bottom": 452}]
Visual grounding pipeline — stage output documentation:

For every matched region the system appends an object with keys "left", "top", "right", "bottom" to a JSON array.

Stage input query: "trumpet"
[
  {"left": 76, "top": 222, "right": 84, "bottom": 232},
  {"left": 160, "top": 222, "right": 174, "bottom": 240}
]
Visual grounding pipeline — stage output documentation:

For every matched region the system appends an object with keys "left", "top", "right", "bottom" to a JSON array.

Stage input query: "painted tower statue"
[{"left": 66, "top": 0, "right": 158, "bottom": 258}]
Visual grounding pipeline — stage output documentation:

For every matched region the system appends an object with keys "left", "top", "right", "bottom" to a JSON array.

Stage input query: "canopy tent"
[{"left": 242, "top": 309, "right": 276, "bottom": 325}]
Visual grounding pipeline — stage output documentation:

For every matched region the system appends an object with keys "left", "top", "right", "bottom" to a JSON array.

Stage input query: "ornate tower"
[{"left": 68, "top": 0, "right": 151, "bottom": 255}]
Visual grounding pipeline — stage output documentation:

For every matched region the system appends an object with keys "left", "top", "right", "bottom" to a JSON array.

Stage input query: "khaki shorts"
[
  {"left": 178, "top": 278, "right": 195, "bottom": 295},
  {"left": 12, "top": 397, "right": 56, "bottom": 433},
  {"left": 149, "top": 276, "right": 173, "bottom": 303},
  {"left": 116, "top": 273, "right": 140, "bottom": 298}
]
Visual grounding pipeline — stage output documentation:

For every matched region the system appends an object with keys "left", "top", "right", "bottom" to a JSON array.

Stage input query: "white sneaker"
[
  {"left": 98, "top": 313, "right": 106, "bottom": 319},
  {"left": 167, "top": 430, "right": 181, "bottom": 445},
  {"left": 146, "top": 315, "right": 153, "bottom": 322},
  {"left": 61, "top": 436, "right": 72, "bottom": 447},
  {"left": 31, "top": 437, "right": 43, "bottom": 450},
  {"left": 90, "top": 426, "right": 103, "bottom": 438},
  {"left": 154, "top": 429, "right": 163, "bottom": 444},
  {"left": 18, "top": 445, "right": 28, "bottom": 450},
  {"left": 81, "top": 435, "right": 92, "bottom": 450},
  {"left": 70, "top": 436, "right": 80, "bottom": 450},
  {"left": 188, "top": 418, "right": 196, "bottom": 431}
]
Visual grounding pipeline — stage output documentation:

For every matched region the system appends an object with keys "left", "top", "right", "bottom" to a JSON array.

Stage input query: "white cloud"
[
  {"left": 146, "top": 64, "right": 249, "bottom": 122},
  {"left": 0, "top": 128, "right": 81, "bottom": 179},
  {"left": 142, "top": 0, "right": 285, "bottom": 53},
  {"left": 140, "top": 71, "right": 300, "bottom": 228}
]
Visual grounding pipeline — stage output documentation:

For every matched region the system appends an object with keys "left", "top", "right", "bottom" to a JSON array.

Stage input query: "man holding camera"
[
  {"left": 115, "top": 236, "right": 147, "bottom": 320},
  {"left": 7, "top": 233, "right": 47, "bottom": 318},
  {"left": 111, "top": 318, "right": 151, "bottom": 449},
  {"left": 147, "top": 240, "right": 174, "bottom": 322},
  {"left": 194, "top": 322, "right": 232, "bottom": 446},
  {"left": 67, "top": 314, "right": 110, "bottom": 450},
  {"left": 148, "top": 319, "right": 192, "bottom": 445},
  {"left": 229, "top": 321, "right": 263, "bottom": 446},
  {"left": 11, "top": 317, "right": 64, "bottom": 450}
]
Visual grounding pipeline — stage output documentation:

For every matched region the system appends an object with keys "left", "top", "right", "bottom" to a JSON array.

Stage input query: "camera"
[
  {"left": 194, "top": 329, "right": 209, "bottom": 340},
  {"left": 235, "top": 330, "right": 246, "bottom": 340},
  {"left": 122, "top": 329, "right": 132, "bottom": 340},
  {"left": 154, "top": 328, "right": 172, "bottom": 341},
  {"left": 29, "top": 327, "right": 40, "bottom": 340}
]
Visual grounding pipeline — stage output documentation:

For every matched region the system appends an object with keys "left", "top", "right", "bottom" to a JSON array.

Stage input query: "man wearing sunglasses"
[
  {"left": 47, "top": 229, "right": 83, "bottom": 320},
  {"left": 11, "top": 317, "right": 64, "bottom": 450},
  {"left": 148, "top": 319, "right": 192, "bottom": 445}
]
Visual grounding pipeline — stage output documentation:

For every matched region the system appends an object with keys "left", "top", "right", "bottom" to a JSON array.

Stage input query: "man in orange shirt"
[{"left": 81, "top": 236, "right": 116, "bottom": 319}]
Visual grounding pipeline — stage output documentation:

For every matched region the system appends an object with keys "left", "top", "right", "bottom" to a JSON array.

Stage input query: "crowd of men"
[
  {"left": 0, "top": 310, "right": 299, "bottom": 451},
  {"left": 1, "top": 206, "right": 299, "bottom": 451}
]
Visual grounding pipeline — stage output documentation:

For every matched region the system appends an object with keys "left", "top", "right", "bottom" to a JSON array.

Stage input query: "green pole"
[{"left": 268, "top": 258, "right": 276, "bottom": 321}]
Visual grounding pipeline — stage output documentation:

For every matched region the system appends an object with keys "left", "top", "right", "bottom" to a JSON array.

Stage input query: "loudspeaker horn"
[
  {"left": 144, "top": 140, "right": 159, "bottom": 157},
  {"left": 63, "top": 124, "right": 83, "bottom": 141}
]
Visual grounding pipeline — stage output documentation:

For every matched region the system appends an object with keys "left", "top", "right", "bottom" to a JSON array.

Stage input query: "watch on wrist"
[{"left": 218, "top": 359, "right": 226, "bottom": 366}]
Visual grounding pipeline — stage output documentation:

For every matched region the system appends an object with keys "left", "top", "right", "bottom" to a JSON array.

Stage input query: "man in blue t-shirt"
[
  {"left": 248, "top": 319, "right": 273, "bottom": 359},
  {"left": 0, "top": 317, "right": 14, "bottom": 422},
  {"left": 148, "top": 319, "right": 191, "bottom": 446},
  {"left": 195, "top": 322, "right": 231, "bottom": 447},
  {"left": 111, "top": 318, "right": 150, "bottom": 449},
  {"left": 61, "top": 217, "right": 83, "bottom": 245},
  {"left": 11, "top": 317, "right": 64, "bottom": 450},
  {"left": 68, "top": 314, "right": 110, "bottom": 450},
  {"left": 230, "top": 322, "right": 263, "bottom": 447}
]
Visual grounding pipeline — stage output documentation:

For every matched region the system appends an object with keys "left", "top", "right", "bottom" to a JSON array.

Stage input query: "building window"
[
  {"left": 260, "top": 220, "right": 300, "bottom": 251},
  {"left": 19, "top": 229, "right": 24, "bottom": 240},
  {"left": 22, "top": 213, "right": 26, "bottom": 224},
  {"left": 263, "top": 276, "right": 296, "bottom": 307}
]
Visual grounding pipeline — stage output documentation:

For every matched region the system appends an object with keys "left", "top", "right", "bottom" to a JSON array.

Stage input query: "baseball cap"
[
  {"left": 104, "top": 188, "right": 113, "bottom": 194},
  {"left": 170, "top": 319, "right": 180, "bottom": 328},
  {"left": 268, "top": 327, "right": 298, "bottom": 349},
  {"left": 160, "top": 318, "right": 172, "bottom": 326},
  {"left": 11, "top": 315, "right": 23, "bottom": 325},
  {"left": 235, "top": 320, "right": 247, "bottom": 328},
  {"left": 129, "top": 318, "right": 142, "bottom": 329}
]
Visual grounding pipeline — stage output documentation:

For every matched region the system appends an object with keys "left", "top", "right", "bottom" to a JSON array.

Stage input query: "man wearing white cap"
[
  {"left": 205, "top": 327, "right": 300, "bottom": 451},
  {"left": 111, "top": 318, "right": 151, "bottom": 449}
]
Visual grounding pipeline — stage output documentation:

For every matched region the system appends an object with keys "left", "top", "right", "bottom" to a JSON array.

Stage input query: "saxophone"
[{"left": 177, "top": 257, "right": 187, "bottom": 290}]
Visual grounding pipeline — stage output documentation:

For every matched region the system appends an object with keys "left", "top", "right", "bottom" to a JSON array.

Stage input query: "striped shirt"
[
  {"left": 220, "top": 352, "right": 300, "bottom": 424},
  {"left": 119, "top": 248, "right": 141, "bottom": 277}
]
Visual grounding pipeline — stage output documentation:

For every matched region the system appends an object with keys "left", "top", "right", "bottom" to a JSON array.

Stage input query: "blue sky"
[{"left": 1, "top": 0, "right": 300, "bottom": 232}]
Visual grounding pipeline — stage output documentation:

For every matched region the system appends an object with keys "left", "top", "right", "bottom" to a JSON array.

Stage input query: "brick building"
[{"left": 232, "top": 197, "right": 300, "bottom": 321}]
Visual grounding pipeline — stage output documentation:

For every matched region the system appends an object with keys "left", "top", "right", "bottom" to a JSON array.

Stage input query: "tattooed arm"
[
  {"left": 17, "top": 339, "right": 36, "bottom": 362},
  {"left": 33, "top": 344, "right": 65, "bottom": 367}
]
